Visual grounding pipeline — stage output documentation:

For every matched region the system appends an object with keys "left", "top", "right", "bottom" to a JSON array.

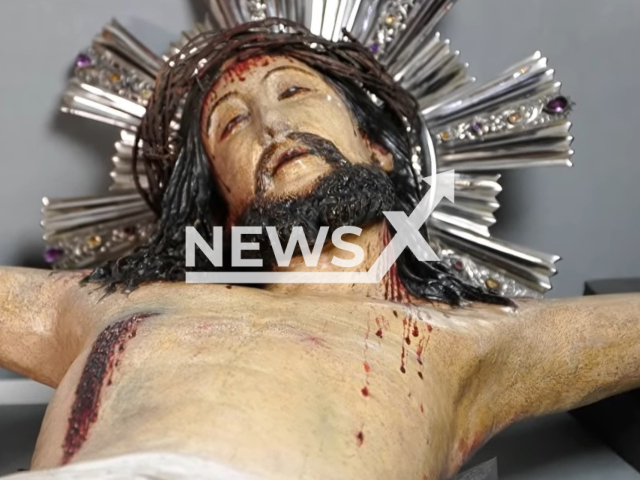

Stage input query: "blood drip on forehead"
[
  {"left": 202, "top": 54, "right": 274, "bottom": 110},
  {"left": 223, "top": 54, "right": 274, "bottom": 83}
]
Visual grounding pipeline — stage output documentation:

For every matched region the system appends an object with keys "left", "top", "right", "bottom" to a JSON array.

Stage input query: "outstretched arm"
[
  {"left": 452, "top": 294, "right": 640, "bottom": 468},
  {"left": 0, "top": 267, "right": 93, "bottom": 387}
]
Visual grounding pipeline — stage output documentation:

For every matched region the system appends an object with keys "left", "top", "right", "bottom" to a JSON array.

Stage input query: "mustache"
[{"left": 255, "top": 132, "right": 349, "bottom": 196}]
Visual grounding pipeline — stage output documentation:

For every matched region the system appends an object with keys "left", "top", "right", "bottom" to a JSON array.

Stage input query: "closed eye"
[
  {"left": 220, "top": 113, "right": 248, "bottom": 141},
  {"left": 278, "top": 86, "right": 311, "bottom": 101}
]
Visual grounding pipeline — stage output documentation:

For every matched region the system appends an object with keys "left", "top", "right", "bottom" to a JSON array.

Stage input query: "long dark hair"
[{"left": 85, "top": 18, "right": 511, "bottom": 307}]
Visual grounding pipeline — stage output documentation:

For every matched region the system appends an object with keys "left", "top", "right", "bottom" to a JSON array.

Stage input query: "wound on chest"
[{"left": 61, "top": 312, "right": 157, "bottom": 464}]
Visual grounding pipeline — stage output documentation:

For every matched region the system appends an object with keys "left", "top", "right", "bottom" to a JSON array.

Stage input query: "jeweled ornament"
[
  {"left": 544, "top": 95, "right": 570, "bottom": 114},
  {"left": 43, "top": 247, "right": 64, "bottom": 264},
  {"left": 48, "top": 0, "right": 574, "bottom": 300},
  {"left": 75, "top": 53, "right": 92, "bottom": 68}
]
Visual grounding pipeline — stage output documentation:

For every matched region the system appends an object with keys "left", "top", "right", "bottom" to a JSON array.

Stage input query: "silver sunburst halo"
[{"left": 41, "top": 0, "right": 574, "bottom": 298}]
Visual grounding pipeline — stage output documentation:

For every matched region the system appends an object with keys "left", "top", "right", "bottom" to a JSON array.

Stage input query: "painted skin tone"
[
  {"left": 201, "top": 55, "right": 394, "bottom": 298},
  {"left": 0, "top": 56, "right": 640, "bottom": 480}
]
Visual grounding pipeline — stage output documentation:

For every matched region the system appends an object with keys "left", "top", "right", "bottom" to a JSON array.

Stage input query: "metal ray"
[{"left": 48, "top": 6, "right": 573, "bottom": 297}]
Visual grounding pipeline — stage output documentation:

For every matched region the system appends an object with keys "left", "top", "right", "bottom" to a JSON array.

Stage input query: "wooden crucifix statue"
[{"left": 0, "top": 17, "right": 638, "bottom": 480}]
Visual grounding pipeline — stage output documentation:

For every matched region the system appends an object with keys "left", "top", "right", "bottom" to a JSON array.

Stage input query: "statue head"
[
  {"left": 203, "top": 55, "right": 395, "bottom": 219},
  {"left": 87, "top": 18, "right": 509, "bottom": 307},
  {"left": 201, "top": 53, "right": 400, "bottom": 238}
]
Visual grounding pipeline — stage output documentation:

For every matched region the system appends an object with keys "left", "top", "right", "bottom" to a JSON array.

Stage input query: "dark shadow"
[
  {"left": 466, "top": 414, "right": 615, "bottom": 478},
  {"left": 14, "top": 241, "right": 49, "bottom": 270},
  {"left": 0, "top": 405, "right": 48, "bottom": 475},
  {"left": 490, "top": 170, "right": 527, "bottom": 240},
  {"left": 0, "top": 370, "right": 20, "bottom": 380}
]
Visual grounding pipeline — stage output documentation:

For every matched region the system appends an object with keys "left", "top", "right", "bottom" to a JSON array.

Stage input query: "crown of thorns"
[{"left": 133, "top": 17, "right": 420, "bottom": 215}]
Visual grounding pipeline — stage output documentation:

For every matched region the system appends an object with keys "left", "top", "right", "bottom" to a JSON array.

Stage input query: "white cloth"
[{"left": 2, "top": 452, "right": 257, "bottom": 480}]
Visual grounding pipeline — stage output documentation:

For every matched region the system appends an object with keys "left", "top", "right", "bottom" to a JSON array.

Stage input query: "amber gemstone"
[
  {"left": 508, "top": 112, "right": 522, "bottom": 124},
  {"left": 86, "top": 235, "right": 102, "bottom": 249},
  {"left": 485, "top": 278, "right": 500, "bottom": 290}
]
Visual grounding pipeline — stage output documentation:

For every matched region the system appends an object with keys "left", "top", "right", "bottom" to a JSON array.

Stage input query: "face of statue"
[{"left": 201, "top": 55, "right": 393, "bottom": 221}]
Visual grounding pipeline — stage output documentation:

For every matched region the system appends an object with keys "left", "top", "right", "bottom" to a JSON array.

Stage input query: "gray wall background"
[{"left": 0, "top": 0, "right": 638, "bottom": 298}]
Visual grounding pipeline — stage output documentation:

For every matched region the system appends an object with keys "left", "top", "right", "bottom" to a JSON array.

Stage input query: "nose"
[{"left": 261, "top": 108, "right": 292, "bottom": 141}]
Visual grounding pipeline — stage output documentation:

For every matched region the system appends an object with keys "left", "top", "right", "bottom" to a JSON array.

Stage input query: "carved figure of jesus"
[{"left": 1, "top": 19, "right": 639, "bottom": 480}]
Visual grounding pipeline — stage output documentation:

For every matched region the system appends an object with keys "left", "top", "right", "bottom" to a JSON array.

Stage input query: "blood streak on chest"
[
  {"left": 381, "top": 226, "right": 412, "bottom": 303},
  {"left": 61, "top": 312, "right": 156, "bottom": 465}
]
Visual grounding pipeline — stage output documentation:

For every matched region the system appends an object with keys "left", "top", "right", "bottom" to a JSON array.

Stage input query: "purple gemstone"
[
  {"left": 544, "top": 96, "right": 569, "bottom": 114},
  {"left": 470, "top": 121, "right": 483, "bottom": 135},
  {"left": 75, "top": 53, "right": 92, "bottom": 68},
  {"left": 369, "top": 43, "right": 380, "bottom": 53},
  {"left": 453, "top": 260, "right": 464, "bottom": 271},
  {"left": 123, "top": 226, "right": 137, "bottom": 236},
  {"left": 44, "top": 247, "right": 64, "bottom": 264}
]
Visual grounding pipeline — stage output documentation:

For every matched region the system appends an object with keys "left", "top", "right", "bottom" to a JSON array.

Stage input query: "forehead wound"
[
  {"left": 202, "top": 56, "right": 275, "bottom": 112},
  {"left": 203, "top": 55, "right": 315, "bottom": 116},
  {"left": 214, "top": 55, "right": 286, "bottom": 90}
]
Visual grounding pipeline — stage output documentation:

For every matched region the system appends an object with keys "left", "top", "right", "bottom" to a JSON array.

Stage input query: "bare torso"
[
  {"left": 34, "top": 283, "right": 481, "bottom": 479},
  {"left": 2, "top": 269, "right": 640, "bottom": 480}
]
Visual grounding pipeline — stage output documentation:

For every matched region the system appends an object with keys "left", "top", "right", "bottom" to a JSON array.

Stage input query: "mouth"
[{"left": 270, "top": 147, "right": 312, "bottom": 176}]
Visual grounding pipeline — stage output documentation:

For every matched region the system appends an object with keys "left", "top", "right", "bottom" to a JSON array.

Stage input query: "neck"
[{"left": 265, "top": 220, "right": 411, "bottom": 302}]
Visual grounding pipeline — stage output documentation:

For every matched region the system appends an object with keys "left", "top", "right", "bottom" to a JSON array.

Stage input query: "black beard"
[{"left": 237, "top": 134, "right": 396, "bottom": 266}]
